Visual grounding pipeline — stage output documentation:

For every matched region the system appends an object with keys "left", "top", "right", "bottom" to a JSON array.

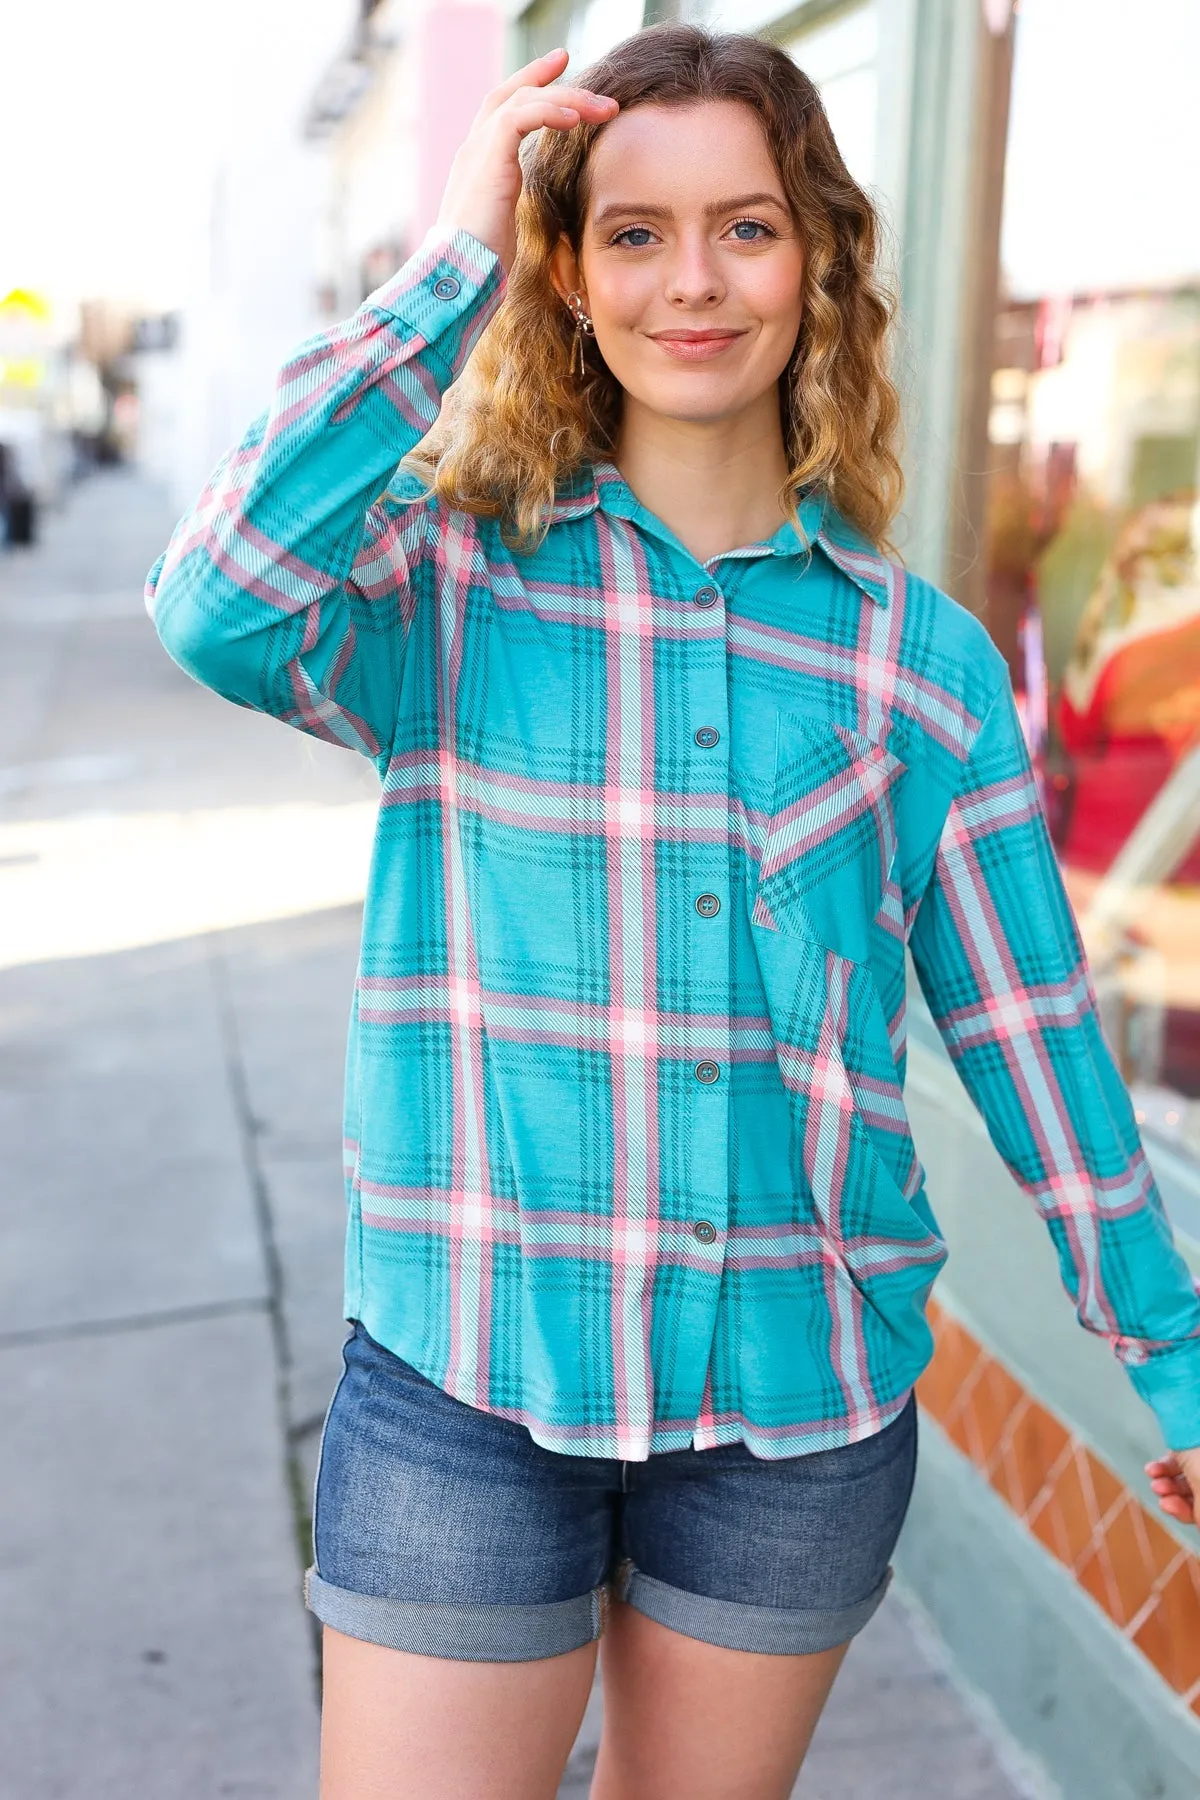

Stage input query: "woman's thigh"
[
  {"left": 592, "top": 1605, "right": 847, "bottom": 1800},
  {"left": 307, "top": 1320, "right": 621, "bottom": 1796},
  {"left": 594, "top": 1393, "right": 919, "bottom": 1799},
  {"left": 320, "top": 1625, "right": 596, "bottom": 1800}
]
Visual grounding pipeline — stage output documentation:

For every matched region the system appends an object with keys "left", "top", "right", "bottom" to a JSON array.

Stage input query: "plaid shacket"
[{"left": 147, "top": 226, "right": 1200, "bottom": 1459}]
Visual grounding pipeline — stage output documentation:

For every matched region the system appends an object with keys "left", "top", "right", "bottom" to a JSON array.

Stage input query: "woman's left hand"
[{"left": 1145, "top": 1447, "right": 1200, "bottom": 1527}]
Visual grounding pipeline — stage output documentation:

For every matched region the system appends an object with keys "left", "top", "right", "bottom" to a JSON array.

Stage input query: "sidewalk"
[{"left": 0, "top": 470, "right": 1029, "bottom": 1798}]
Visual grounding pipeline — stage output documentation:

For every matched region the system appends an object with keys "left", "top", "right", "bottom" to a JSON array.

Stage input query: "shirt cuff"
[
  {"left": 363, "top": 226, "right": 507, "bottom": 385},
  {"left": 1128, "top": 1334, "right": 1200, "bottom": 1451}
]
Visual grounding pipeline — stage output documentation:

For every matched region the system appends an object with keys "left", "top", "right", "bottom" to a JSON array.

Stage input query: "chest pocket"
[{"left": 751, "top": 710, "right": 906, "bottom": 964}]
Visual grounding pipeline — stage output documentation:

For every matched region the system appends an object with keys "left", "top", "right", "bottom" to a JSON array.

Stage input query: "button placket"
[{"left": 680, "top": 557, "right": 728, "bottom": 1360}]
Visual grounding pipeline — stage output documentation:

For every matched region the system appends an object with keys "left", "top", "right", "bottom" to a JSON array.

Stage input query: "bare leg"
[
  {"left": 319, "top": 1624, "right": 597, "bottom": 1800},
  {"left": 590, "top": 1599, "right": 851, "bottom": 1800}
]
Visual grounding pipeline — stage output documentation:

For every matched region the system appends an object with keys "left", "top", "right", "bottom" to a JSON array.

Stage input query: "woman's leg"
[
  {"left": 319, "top": 1626, "right": 598, "bottom": 1800},
  {"left": 308, "top": 1324, "right": 620, "bottom": 1795},
  {"left": 591, "top": 1395, "right": 920, "bottom": 1798},
  {"left": 591, "top": 1601, "right": 848, "bottom": 1800}
]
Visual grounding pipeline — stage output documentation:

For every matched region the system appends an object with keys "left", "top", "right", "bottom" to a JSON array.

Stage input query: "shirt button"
[
  {"left": 694, "top": 726, "right": 719, "bottom": 748},
  {"left": 432, "top": 275, "right": 461, "bottom": 299},
  {"left": 695, "top": 892, "right": 721, "bottom": 918},
  {"left": 693, "top": 585, "right": 720, "bottom": 608},
  {"left": 694, "top": 1060, "right": 720, "bottom": 1084},
  {"left": 693, "top": 1220, "right": 717, "bottom": 1245}
]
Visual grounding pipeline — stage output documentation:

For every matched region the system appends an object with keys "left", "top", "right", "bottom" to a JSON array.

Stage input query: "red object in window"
[{"left": 1056, "top": 606, "right": 1200, "bottom": 878}]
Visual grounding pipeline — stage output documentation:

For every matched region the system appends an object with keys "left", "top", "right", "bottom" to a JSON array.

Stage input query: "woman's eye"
[
  {"left": 609, "top": 219, "right": 776, "bottom": 247},
  {"left": 730, "top": 218, "right": 774, "bottom": 242}
]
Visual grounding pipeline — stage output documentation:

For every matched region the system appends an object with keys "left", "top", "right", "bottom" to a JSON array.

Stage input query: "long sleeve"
[
  {"left": 146, "top": 227, "right": 506, "bottom": 760},
  {"left": 909, "top": 670, "right": 1200, "bottom": 1451}
]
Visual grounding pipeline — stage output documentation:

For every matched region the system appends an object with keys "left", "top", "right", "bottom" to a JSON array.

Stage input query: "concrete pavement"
[{"left": 0, "top": 468, "right": 1029, "bottom": 1798}]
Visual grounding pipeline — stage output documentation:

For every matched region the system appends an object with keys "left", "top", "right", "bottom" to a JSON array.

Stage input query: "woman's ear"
[{"left": 549, "top": 232, "right": 586, "bottom": 309}]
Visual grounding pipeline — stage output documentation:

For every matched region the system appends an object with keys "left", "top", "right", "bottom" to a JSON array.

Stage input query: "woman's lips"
[{"left": 649, "top": 331, "right": 747, "bottom": 362}]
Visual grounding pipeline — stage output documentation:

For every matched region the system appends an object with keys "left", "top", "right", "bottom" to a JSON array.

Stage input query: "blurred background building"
[{"left": 2, "top": 2, "right": 1198, "bottom": 1797}]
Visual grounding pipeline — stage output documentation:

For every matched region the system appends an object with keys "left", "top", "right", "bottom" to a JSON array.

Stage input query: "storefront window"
[
  {"left": 566, "top": 0, "right": 645, "bottom": 65},
  {"left": 984, "top": 0, "right": 1200, "bottom": 1145},
  {"left": 778, "top": 1, "right": 877, "bottom": 188},
  {"left": 518, "top": 0, "right": 643, "bottom": 66}
]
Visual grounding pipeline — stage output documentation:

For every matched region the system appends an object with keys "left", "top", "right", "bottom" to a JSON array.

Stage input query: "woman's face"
[{"left": 551, "top": 99, "right": 805, "bottom": 428}]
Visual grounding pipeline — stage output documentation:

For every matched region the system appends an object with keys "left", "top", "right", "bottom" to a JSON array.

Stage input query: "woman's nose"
[{"left": 663, "top": 238, "right": 725, "bottom": 307}]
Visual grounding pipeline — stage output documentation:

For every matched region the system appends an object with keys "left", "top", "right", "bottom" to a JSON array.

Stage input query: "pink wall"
[{"left": 413, "top": 3, "right": 507, "bottom": 241}]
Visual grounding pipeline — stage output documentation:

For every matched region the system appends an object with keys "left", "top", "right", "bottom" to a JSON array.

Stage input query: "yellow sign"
[
  {"left": 0, "top": 356, "right": 46, "bottom": 389},
  {"left": 0, "top": 288, "right": 53, "bottom": 323}
]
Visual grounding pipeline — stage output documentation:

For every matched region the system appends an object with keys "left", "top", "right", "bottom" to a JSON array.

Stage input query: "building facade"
[{"left": 305, "top": 0, "right": 508, "bottom": 319}]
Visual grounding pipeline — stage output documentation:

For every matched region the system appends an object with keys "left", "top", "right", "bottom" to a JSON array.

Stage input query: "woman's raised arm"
[{"left": 145, "top": 49, "right": 616, "bottom": 761}]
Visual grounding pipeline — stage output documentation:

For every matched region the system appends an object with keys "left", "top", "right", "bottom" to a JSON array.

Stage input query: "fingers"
[
  {"left": 512, "top": 103, "right": 581, "bottom": 137},
  {"left": 479, "top": 47, "right": 569, "bottom": 112},
  {"left": 502, "top": 92, "right": 617, "bottom": 145},
  {"left": 1145, "top": 1456, "right": 1197, "bottom": 1525},
  {"left": 508, "top": 83, "right": 618, "bottom": 116},
  {"left": 1147, "top": 1467, "right": 1192, "bottom": 1497},
  {"left": 1149, "top": 1480, "right": 1194, "bottom": 1517},
  {"left": 479, "top": 46, "right": 617, "bottom": 124}
]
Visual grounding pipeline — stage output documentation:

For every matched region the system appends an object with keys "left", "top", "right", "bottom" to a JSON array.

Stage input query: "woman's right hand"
[{"left": 435, "top": 47, "right": 618, "bottom": 273}]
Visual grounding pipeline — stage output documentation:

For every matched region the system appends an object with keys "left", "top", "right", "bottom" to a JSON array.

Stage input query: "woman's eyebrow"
[{"left": 591, "top": 191, "right": 789, "bottom": 228}]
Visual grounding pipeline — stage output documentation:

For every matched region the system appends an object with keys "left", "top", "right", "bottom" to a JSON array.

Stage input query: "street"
[{"left": 0, "top": 468, "right": 1029, "bottom": 1799}]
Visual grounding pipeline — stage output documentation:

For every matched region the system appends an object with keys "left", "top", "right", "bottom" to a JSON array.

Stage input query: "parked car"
[{"left": 0, "top": 440, "right": 37, "bottom": 546}]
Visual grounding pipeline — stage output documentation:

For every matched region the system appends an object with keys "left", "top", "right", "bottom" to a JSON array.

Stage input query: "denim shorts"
[{"left": 304, "top": 1320, "right": 918, "bottom": 1663}]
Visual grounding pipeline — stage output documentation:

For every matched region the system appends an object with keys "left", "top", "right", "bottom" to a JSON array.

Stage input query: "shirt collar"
[{"left": 545, "top": 458, "right": 892, "bottom": 606}]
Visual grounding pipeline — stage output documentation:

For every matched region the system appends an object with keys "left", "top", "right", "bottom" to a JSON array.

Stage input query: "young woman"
[{"left": 148, "top": 25, "right": 1200, "bottom": 1800}]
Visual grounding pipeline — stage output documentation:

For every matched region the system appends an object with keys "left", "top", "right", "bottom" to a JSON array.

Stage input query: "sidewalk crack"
[{"left": 207, "top": 940, "right": 322, "bottom": 1697}]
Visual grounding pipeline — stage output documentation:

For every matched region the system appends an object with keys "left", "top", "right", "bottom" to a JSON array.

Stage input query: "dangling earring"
[{"left": 566, "top": 291, "right": 594, "bottom": 378}]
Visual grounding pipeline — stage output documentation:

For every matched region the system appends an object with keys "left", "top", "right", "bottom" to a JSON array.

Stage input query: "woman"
[{"left": 147, "top": 26, "right": 1200, "bottom": 1800}]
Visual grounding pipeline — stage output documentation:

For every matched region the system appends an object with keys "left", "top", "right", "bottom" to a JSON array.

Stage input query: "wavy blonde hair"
[{"left": 410, "top": 22, "right": 903, "bottom": 553}]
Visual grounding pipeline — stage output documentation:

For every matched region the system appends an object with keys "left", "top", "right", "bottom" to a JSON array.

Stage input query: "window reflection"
[{"left": 984, "top": 101, "right": 1200, "bottom": 1135}]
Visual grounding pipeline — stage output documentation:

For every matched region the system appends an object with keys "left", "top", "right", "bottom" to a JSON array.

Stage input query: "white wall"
[
  {"left": 780, "top": 1, "right": 880, "bottom": 190},
  {"left": 151, "top": 0, "right": 352, "bottom": 509}
]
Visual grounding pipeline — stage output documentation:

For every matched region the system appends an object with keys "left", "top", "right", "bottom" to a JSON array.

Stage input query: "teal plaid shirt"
[{"left": 147, "top": 227, "right": 1200, "bottom": 1458}]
